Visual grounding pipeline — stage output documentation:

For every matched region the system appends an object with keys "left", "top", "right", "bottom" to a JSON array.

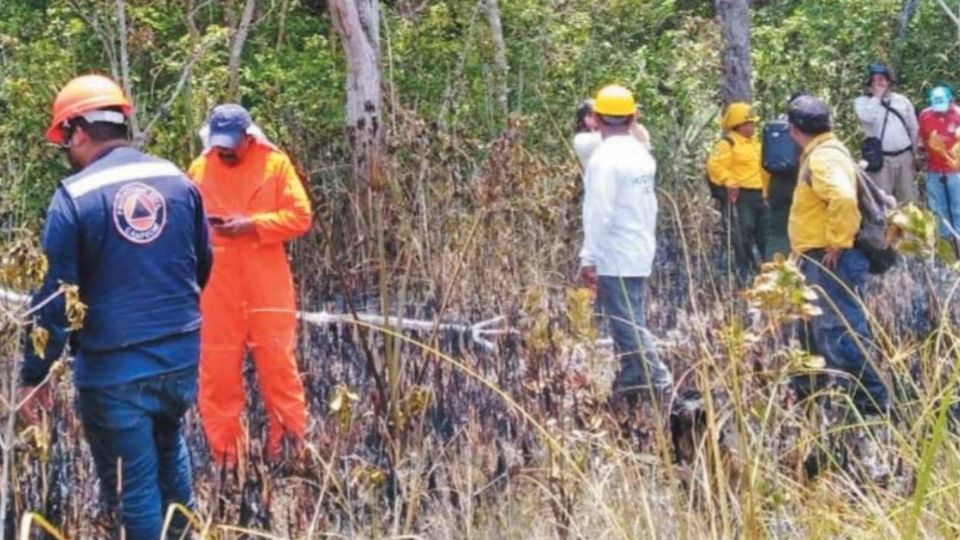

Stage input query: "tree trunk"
[
  {"left": 715, "top": 0, "right": 752, "bottom": 104},
  {"left": 116, "top": 0, "right": 143, "bottom": 143},
  {"left": 483, "top": 0, "right": 509, "bottom": 121},
  {"left": 227, "top": 0, "right": 257, "bottom": 102},
  {"left": 329, "top": 0, "right": 383, "bottom": 188}
]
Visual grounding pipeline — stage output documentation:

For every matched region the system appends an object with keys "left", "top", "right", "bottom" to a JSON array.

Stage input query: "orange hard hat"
[{"left": 46, "top": 74, "right": 132, "bottom": 144}]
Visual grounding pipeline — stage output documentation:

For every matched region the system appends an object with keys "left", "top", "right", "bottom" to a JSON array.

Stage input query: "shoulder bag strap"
[{"left": 880, "top": 99, "right": 910, "bottom": 144}]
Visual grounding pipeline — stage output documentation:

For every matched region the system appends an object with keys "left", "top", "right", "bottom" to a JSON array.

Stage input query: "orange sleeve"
[{"left": 251, "top": 153, "right": 312, "bottom": 245}]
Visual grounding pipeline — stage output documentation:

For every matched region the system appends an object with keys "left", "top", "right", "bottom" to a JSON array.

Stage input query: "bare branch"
[
  {"left": 936, "top": 0, "right": 960, "bottom": 27},
  {"left": 140, "top": 46, "right": 210, "bottom": 146},
  {"left": 483, "top": 0, "right": 509, "bottom": 120},
  {"left": 115, "top": 0, "right": 143, "bottom": 144},
  {"left": 227, "top": 0, "right": 257, "bottom": 101},
  {"left": 65, "top": 0, "right": 120, "bottom": 79},
  {"left": 185, "top": 0, "right": 202, "bottom": 40}
]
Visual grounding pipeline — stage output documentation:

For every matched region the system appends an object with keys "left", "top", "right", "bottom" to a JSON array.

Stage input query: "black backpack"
[
  {"left": 762, "top": 120, "right": 799, "bottom": 173},
  {"left": 803, "top": 140, "right": 899, "bottom": 274}
]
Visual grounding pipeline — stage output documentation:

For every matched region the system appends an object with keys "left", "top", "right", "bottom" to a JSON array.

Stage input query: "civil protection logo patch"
[{"left": 113, "top": 182, "right": 167, "bottom": 244}]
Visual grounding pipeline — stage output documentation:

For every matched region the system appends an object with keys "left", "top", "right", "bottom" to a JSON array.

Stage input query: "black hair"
[
  {"left": 597, "top": 114, "right": 632, "bottom": 127},
  {"left": 69, "top": 106, "right": 129, "bottom": 142},
  {"left": 574, "top": 99, "right": 594, "bottom": 133}
]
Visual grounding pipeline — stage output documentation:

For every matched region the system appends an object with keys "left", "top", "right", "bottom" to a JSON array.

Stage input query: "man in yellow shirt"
[
  {"left": 707, "top": 102, "right": 770, "bottom": 273},
  {"left": 787, "top": 95, "right": 888, "bottom": 418}
]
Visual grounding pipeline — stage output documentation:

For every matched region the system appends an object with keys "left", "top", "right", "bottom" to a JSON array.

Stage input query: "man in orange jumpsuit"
[{"left": 187, "top": 104, "right": 312, "bottom": 466}]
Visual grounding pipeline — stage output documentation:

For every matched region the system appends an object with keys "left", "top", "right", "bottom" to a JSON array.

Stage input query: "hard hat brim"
[{"left": 45, "top": 123, "right": 66, "bottom": 145}]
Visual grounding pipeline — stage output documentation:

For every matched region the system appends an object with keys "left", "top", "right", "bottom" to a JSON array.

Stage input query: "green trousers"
[{"left": 729, "top": 188, "right": 768, "bottom": 270}]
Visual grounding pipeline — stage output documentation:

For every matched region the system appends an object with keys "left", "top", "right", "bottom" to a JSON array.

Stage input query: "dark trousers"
[
  {"left": 596, "top": 276, "right": 673, "bottom": 405},
  {"left": 717, "top": 188, "right": 769, "bottom": 272},
  {"left": 766, "top": 172, "right": 796, "bottom": 260},
  {"left": 791, "top": 249, "right": 889, "bottom": 415},
  {"left": 734, "top": 188, "right": 768, "bottom": 269},
  {"left": 77, "top": 366, "right": 198, "bottom": 539}
]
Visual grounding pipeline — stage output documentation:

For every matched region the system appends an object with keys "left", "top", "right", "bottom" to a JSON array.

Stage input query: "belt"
[
  {"left": 738, "top": 187, "right": 763, "bottom": 193},
  {"left": 883, "top": 146, "right": 912, "bottom": 157}
]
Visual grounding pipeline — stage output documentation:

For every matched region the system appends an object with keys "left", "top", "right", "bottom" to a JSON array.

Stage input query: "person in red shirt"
[{"left": 919, "top": 85, "right": 960, "bottom": 244}]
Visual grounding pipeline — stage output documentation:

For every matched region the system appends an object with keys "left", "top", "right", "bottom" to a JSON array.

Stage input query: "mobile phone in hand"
[{"left": 207, "top": 216, "right": 225, "bottom": 226}]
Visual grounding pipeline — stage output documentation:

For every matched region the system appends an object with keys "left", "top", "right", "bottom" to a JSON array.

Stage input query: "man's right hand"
[
  {"left": 213, "top": 215, "right": 255, "bottom": 237},
  {"left": 821, "top": 247, "right": 843, "bottom": 270},
  {"left": 18, "top": 384, "right": 52, "bottom": 426},
  {"left": 577, "top": 265, "right": 598, "bottom": 292},
  {"left": 727, "top": 186, "right": 740, "bottom": 204},
  {"left": 871, "top": 78, "right": 890, "bottom": 99}
]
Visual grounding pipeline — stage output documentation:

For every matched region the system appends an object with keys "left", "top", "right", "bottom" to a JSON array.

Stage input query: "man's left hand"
[
  {"left": 18, "top": 384, "right": 52, "bottom": 427},
  {"left": 213, "top": 215, "right": 255, "bottom": 237},
  {"left": 822, "top": 247, "right": 843, "bottom": 270}
]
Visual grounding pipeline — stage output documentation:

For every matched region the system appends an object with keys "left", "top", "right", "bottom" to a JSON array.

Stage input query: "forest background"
[{"left": 2, "top": 0, "right": 960, "bottom": 538}]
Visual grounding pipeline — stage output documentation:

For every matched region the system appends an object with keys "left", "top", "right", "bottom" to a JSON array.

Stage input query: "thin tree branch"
[
  {"left": 936, "top": 0, "right": 960, "bottom": 27},
  {"left": 65, "top": 0, "right": 120, "bottom": 79},
  {"left": 140, "top": 48, "right": 208, "bottom": 146}
]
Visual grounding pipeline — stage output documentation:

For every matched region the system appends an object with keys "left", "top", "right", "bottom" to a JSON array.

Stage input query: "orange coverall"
[{"left": 187, "top": 142, "right": 312, "bottom": 463}]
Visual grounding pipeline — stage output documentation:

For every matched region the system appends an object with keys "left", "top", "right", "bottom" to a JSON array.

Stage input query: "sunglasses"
[{"left": 56, "top": 122, "right": 78, "bottom": 151}]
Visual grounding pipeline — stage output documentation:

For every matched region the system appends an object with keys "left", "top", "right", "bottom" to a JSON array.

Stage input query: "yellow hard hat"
[
  {"left": 722, "top": 102, "right": 759, "bottom": 130},
  {"left": 594, "top": 85, "right": 637, "bottom": 117}
]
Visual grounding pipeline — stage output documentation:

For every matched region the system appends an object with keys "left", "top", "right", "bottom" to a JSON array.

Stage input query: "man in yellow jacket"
[
  {"left": 707, "top": 102, "right": 770, "bottom": 272},
  {"left": 786, "top": 95, "right": 888, "bottom": 418}
]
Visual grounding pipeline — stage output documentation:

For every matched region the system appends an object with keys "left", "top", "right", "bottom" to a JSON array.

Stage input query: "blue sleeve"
[
  {"left": 21, "top": 189, "right": 80, "bottom": 386},
  {"left": 193, "top": 186, "right": 213, "bottom": 289}
]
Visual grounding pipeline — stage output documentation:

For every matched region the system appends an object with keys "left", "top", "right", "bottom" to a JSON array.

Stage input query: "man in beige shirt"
[{"left": 853, "top": 63, "right": 919, "bottom": 202}]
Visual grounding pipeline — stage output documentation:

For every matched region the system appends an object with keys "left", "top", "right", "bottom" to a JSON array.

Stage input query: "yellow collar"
[{"left": 800, "top": 132, "right": 836, "bottom": 161}]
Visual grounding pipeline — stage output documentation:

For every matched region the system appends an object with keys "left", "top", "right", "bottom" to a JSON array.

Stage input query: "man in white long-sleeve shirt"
[
  {"left": 577, "top": 84, "right": 672, "bottom": 408},
  {"left": 853, "top": 63, "right": 919, "bottom": 202}
]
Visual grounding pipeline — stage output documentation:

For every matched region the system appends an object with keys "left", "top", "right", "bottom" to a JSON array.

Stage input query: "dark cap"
[
  {"left": 208, "top": 104, "right": 252, "bottom": 149},
  {"left": 788, "top": 95, "right": 832, "bottom": 135}
]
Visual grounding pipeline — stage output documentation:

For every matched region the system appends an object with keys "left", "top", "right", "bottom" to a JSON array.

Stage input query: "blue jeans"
[
  {"left": 596, "top": 276, "right": 673, "bottom": 403},
  {"left": 77, "top": 367, "right": 198, "bottom": 539},
  {"left": 793, "top": 249, "right": 888, "bottom": 415},
  {"left": 926, "top": 172, "right": 960, "bottom": 239}
]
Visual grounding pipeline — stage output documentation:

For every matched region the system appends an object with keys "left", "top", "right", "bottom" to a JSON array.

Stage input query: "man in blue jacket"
[{"left": 18, "top": 74, "right": 212, "bottom": 539}]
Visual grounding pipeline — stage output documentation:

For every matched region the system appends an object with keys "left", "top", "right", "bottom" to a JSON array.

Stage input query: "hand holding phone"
[{"left": 209, "top": 215, "right": 254, "bottom": 237}]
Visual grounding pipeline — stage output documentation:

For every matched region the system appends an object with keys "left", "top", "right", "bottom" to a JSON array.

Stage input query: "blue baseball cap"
[
  {"left": 930, "top": 86, "right": 953, "bottom": 113},
  {"left": 208, "top": 104, "right": 252, "bottom": 149}
]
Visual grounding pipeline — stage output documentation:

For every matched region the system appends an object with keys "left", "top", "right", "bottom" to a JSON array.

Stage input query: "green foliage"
[{"left": 2, "top": 0, "right": 955, "bottom": 221}]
